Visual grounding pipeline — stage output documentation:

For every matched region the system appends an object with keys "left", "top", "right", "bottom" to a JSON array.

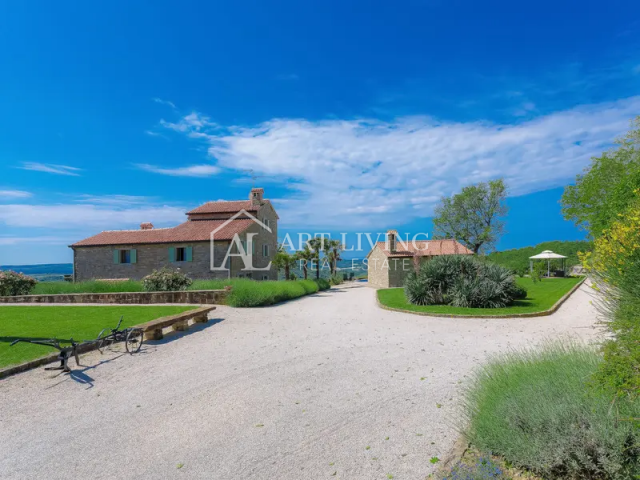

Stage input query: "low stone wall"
[{"left": 0, "top": 289, "right": 230, "bottom": 305}]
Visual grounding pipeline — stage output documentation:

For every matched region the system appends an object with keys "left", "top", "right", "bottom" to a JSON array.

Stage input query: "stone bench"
[{"left": 136, "top": 306, "right": 216, "bottom": 340}]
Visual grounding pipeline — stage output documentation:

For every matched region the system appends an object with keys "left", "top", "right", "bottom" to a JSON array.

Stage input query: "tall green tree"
[
  {"left": 561, "top": 117, "right": 640, "bottom": 237},
  {"left": 432, "top": 179, "right": 508, "bottom": 254}
]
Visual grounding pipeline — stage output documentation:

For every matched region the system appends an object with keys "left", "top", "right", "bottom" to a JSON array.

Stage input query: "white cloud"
[
  {"left": 0, "top": 190, "right": 32, "bottom": 199},
  {"left": 136, "top": 163, "right": 220, "bottom": 177},
  {"left": 153, "top": 97, "right": 177, "bottom": 109},
  {"left": 160, "top": 96, "right": 640, "bottom": 228},
  {"left": 0, "top": 236, "right": 69, "bottom": 246},
  {"left": 0, "top": 203, "right": 186, "bottom": 230},
  {"left": 74, "top": 194, "right": 155, "bottom": 206},
  {"left": 20, "top": 162, "right": 82, "bottom": 176}
]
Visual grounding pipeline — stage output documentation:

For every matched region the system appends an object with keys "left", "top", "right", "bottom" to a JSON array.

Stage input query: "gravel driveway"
[{"left": 0, "top": 283, "right": 601, "bottom": 480}]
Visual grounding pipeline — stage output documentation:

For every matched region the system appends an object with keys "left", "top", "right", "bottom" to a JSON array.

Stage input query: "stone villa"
[
  {"left": 70, "top": 188, "right": 278, "bottom": 282},
  {"left": 366, "top": 230, "right": 473, "bottom": 288}
]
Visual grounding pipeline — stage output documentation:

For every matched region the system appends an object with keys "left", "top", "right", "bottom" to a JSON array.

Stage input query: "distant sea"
[{"left": 0, "top": 263, "right": 73, "bottom": 282}]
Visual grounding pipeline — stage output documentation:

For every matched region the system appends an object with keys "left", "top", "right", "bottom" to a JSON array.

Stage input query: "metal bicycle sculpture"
[
  {"left": 9, "top": 316, "right": 144, "bottom": 374},
  {"left": 96, "top": 316, "right": 144, "bottom": 355},
  {"left": 10, "top": 337, "right": 81, "bottom": 373}
]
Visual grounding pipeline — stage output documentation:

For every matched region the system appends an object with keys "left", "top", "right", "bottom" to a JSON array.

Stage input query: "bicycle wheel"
[
  {"left": 125, "top": 328, "right": 143, "bottom": 354},
  {"left": 96, "top": 329, "right": 113, "bottom": 354}
]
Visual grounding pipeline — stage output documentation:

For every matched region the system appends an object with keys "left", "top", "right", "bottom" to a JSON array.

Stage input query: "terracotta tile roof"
[
  {"left": 71, "top": 219, "right": 253, "bottom": 247},
  {"left": 186, "top": 199, "right": 276, "bottom": 215},
  {"left": 371, "top": 239, "right": 473, "bottom": 258}
]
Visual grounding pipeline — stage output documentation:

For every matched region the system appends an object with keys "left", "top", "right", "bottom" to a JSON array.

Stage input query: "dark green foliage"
[
  {"left": 464, "top": 343, "right": 640, "bottom": 480},
  {"left": 404, "top": 255, "right": 521, "bottom": 308},
  {"left": 0, "top": 271, "right": 37, "bottom": 296},
  {"left": 433, "top": 179, "right": 508, "bottom": 254},
  {"left": 329, "top": 274, "right": 343, "bottom": 286},
  {"left": 486, "top": 240, "right": 592, "bottom": 274},
  {"left": 561, "top": 118, "right": 640, "bottom": 236},
  {"left": 509, "top": 283, "right": 527, "bottom": 300},
  {"left": 141, "top": 268, "right": 193, "bottom": 292}
]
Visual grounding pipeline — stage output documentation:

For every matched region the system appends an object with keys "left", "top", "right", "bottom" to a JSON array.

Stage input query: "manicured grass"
[
  {"left": 377, "top": 277, "right": 582, "bottom": 316},
  {"left": 0, "top": 306, "right": 196, "bottom": 368},
  {"left": 463, "top": 342, "right": 640, "bottom": 479},
  {"left": 27, "top": 278, "right": 330, "bottom": 308}
]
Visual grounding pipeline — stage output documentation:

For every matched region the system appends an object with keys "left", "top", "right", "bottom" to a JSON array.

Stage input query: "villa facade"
[{"left": 70, "top": 188, "right": 279, "bottom": 282}]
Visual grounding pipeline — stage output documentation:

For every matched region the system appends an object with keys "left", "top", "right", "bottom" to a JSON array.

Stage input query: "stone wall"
[
  {"left": 73, "top": 242, "right": 232, "bottom": 282},
  {"left": 366, "top": 247, "right": 415, "bottom": 288},
  {"left": 0, "top": 289, "right": 229, "bottom": 304}
]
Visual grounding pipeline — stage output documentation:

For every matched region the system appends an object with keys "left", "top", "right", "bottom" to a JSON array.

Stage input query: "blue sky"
[{"left": 1, "top": 0, "right": 639, "bottom": 264}]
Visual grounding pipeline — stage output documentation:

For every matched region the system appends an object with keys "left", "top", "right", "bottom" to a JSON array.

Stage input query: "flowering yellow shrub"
[{"left": 581, "top": 190, "right": 640, "bottom": 283}]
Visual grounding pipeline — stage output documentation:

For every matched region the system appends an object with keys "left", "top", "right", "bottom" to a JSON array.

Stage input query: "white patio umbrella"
[{"left": 529, "top": 250, "right": 567, "bottom": 277}]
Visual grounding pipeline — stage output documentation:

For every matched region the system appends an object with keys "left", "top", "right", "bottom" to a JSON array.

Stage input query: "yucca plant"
[{"left": 404, "top": 255, "right": 524, "bottom": 309}]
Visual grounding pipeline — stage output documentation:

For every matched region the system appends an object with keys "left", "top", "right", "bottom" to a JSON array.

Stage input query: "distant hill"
[{"left": 487, "top": 241, "right": 592, "bottom": 274}]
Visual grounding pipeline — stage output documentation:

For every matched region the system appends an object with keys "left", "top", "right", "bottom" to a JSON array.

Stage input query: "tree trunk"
[{"left": 285, "top": 264, "right": 290, "bottom": 280}]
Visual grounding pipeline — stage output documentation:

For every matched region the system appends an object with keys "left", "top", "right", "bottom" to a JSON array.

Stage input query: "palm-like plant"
[
  {"left": 307, "top": 237, "right": 325, "bottom": 279},
  {"left": 329, "top": 239, "right": 343, "bottom": 276},
  {"left": 273, "top": 244, "right": 297, "bottom": 280},
  {"left": 295, "top": 245, "right": 315, "bottom": 280}
]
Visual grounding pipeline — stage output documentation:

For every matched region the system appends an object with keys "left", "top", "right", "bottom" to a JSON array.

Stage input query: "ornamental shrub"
[
  {"left": 464, "top": 342, "right": 640, "bottom": 479},
  {"left": 330, "top": 274, "right": 343, "bottom": 286},
  {"left": 141, "top": 268, "right": 192, "bottom": 292},
  {"left": 0, "top": 270, "right": 37, "bottom": 296},
  {"left": 581, "top": 192, "right": 640, "bottom": 396},
  {"left": 404, "top": 255, "right": 522, "bottom": 308}
]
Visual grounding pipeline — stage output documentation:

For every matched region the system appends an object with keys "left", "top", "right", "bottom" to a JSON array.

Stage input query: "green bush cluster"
[
  {"left": 141, "top": 268, "right": 193, "bottom": 292},
  {"left": 404, "top": 255, "right": 525, "bottom": 308},
  {"left": 464, "top": 343, "right": 640, "bottom": 480},
  {"left": 329, "top": 274, "right": 343, "bottom": 286},
  {"left": 0, "top": 270, "right": 37, "bottom": 296}
]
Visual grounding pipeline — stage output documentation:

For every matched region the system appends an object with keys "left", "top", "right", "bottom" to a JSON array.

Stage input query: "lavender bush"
[{"left": 440, "top": 458, "right": 505, "bottom": 480}]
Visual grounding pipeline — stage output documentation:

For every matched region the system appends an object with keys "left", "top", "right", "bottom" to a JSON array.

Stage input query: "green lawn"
[
  {"left": 0, "top": 306, "right": 196, "bottom": 369},
  {"left": 377, "top": 277, "right": 583, "bottom": 316}
]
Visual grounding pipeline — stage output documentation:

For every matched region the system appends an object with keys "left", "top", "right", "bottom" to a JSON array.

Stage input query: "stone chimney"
[
  {"left": 250, "top": 187, "right": 264, "bottom": 206},
  {"left": 140, "top": 222, "right": 154, "bottom": 230},
  {"left": 387, "top": 229, "right": 398, "bottom": 253}
]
